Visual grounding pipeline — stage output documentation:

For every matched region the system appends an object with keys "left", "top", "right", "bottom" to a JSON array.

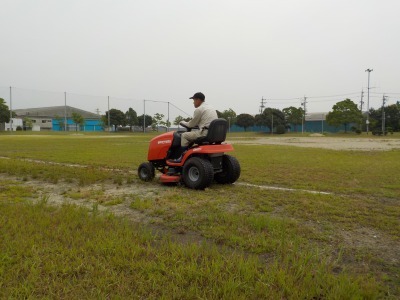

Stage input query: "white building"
[{"left": 4, "top": 118, "right": 23, "bottom": 131}]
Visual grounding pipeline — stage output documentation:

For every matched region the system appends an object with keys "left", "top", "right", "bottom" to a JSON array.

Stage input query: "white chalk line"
[
  {"left": 0, "top": 156, "right": 332, "bottom": 194},
  {"left": 236, "top": 182, "right": 332, "bottom": 195}
]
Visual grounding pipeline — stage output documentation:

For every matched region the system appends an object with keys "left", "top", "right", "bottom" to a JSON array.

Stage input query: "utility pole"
[
  {"left": 382, "top": 95, "right": 387, "bottom": 134},
  {"left": 167, "top": 101, "right": 170, "bottom": 132},
  {"left": 9, "top": 86, "right": 12, "bottom": 131},
  {"left": 143, "top": 100, "right": 146, "bottom": 133},
  {"left": 365, "top": 68, "right": 373, "bottom": 135},
  {"left": 271, "top": 112, "right": 274, "bottom": 135},
  {"left": 359, "top": 90, "right": 364, "bottom": 130},
  {"left": 301, "top": 96, "right": 307, "bottom": 134},
  {"left": 259, "top": 97, "right": 266, "bottom": 113},
  {"left": 108, "top": 96, "right": 111, "bottom": 132},
  {"left": 360, "top": 89, "right": 364, "bottom": 112},
  {"left": 64, "top": 92, "right": 67, "bottom": 132}
]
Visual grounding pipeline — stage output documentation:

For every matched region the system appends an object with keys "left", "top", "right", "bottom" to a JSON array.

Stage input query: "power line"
[
  {"left": 307, "top": 91, "right": 360, "bottom": 98},
  {"left": 371, "top": 92, "right": 400, "bottom": 95},
  {"left": 266, "top": 91, "right": 360, "bottom": 102}
]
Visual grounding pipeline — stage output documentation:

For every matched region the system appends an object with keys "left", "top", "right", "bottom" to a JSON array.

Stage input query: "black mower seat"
[{"left": 194, "top": 118, "right": 228, "bottom": 145}]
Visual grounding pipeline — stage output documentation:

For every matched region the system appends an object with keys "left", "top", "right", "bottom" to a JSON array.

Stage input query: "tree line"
[
  {"left": 1, "top": 97, "right": 400, "bottom": 133},
  {"left": 219, "top": 99, "right": 400, "bottom": 134}
]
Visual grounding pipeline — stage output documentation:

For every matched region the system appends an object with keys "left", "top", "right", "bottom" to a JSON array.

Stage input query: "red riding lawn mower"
[{"left": 138, "top": 118, "right": 240, "bottom": 190}]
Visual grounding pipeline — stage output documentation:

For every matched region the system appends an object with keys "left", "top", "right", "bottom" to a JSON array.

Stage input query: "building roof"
[{"left": 14, "top": 106, "right": 100, "bottom": 119}]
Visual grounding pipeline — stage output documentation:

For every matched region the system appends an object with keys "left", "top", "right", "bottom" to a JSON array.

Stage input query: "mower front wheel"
[
  {"left": 182, "top": 157, "right": 214, "bottom": 190},
  {"left": 138, "top": 162, "right": 155, "bottom": 182}
]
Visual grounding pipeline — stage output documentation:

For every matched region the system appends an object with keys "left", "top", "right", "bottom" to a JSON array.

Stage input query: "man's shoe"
[
  {"left": 168, "top": 150, "right": 187, "bottom": 163},
  {"left": 168, "top": 155, "right": 183, "bottom": 163}
]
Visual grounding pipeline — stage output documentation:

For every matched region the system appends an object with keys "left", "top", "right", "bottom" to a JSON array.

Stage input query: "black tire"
[
  {"left": 182, "top": 157, "right": 214, "bottom": 190},
  {"left": 214, "top": 155, "right": 241, "bottom": 184},
  {"left": 138, "top": 162, "right": 155, "bottom": 182}
]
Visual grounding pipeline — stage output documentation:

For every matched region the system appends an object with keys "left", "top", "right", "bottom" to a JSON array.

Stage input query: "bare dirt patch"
[{"left": 229, "top": 136, "right": 400, "bottom": 151}]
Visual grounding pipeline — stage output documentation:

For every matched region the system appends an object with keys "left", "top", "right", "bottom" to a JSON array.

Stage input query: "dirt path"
[{"left": 229, "top": 136, "right": 400, "bottom": 151}]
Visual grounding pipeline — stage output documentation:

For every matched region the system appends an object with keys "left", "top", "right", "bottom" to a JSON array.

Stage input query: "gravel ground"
[{"left": 229, "top": 136, "right": 400, "bottom": 151}]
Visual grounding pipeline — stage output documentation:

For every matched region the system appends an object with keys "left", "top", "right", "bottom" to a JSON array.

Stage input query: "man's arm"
[{"left": 181, "top": 108, "right": 202, "bottom": 128}]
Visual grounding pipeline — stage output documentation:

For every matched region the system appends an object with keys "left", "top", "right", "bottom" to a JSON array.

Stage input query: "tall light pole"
[
  {"left": 9, "top": 86, "right": 12, "bottom": 131},
  {"left": 365, "top": 68, "right": 373, "bottom": 135}
]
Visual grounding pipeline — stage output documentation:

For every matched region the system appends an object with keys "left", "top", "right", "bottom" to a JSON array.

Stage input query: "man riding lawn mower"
[{"left": 138, "top": 92, "right": 240, "bottom": 190}]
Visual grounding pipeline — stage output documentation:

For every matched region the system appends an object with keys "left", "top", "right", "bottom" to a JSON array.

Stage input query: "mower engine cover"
[{"left": 147, "top": 132, "right": 175, "bottom": 161}]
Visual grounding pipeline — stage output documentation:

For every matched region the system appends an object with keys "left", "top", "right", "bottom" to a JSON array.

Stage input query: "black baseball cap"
[{"left": 189, "top": 92, "right": 205, "bottom": 101}]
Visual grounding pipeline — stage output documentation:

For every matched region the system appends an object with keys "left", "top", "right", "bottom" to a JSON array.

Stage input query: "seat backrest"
[{"left": 203, "top": 118, "right": 228, "bottom": 144}]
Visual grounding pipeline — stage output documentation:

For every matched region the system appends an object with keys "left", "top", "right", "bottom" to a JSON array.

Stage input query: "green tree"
[
  {"left": 383, "top": 103, "right": 400, "bottom": 132},
  {"left": 23, "top": 117, "right": 33, "bottom": 130},
  {"left": 104, "top": 109, "right": 126, "bottom": 131},
  {"left": 257, "top": 108, "right": 286, "bottom": 133},
  {"left": 369, "top": 103, "right": 400, "bottom": 132},
  {"left": 174, "top": 115, "right": 184, "bottom": 128},
  {"left": 71, "top": 112, "right": 85, "bottom": 132},
  {"left": 283, "top": 106, "right": 304, "bottom": 132},
  {"left": 138, "top": 114, "right": 153, "bottom": 131},
  {"left": 153, "top": 113, "right": 165, "bottom": 131},
  {"left": 254, "top": 113, "right": 266, "bottom": 127},
  {"left": 160, "top": 119, "right": 171, "bottom": 128},
  {"left": 0, "top": 98, "right": 12, "bottom": 123},
  {"left": 235, "top": 114, "right": 255, "bottom": 131},
  {"left": 218, "top": 108, "right": 237, "bottom": 125},
  {"left": 125, "top": 108, "right": 138, "bottom": 131},
  {"left": 326, "top": 99, "right": 362, "bottom": 133}
]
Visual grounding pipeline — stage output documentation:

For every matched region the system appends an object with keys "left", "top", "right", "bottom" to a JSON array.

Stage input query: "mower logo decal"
[{"left": 157, "top": 140, "right": 171, "bottom": 145}]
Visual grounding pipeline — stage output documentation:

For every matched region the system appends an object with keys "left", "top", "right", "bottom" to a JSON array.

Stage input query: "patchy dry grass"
[
  {"left": 0, "top": 133, "right": 399, "bottom": 298},
  {"left": 0, "top": 184, "right": 380, "bottom": 299}
]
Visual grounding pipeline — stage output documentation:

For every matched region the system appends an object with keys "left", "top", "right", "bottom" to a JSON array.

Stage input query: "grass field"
[{"left": 0, "top": 132, "right": 399, "bottom": 298}]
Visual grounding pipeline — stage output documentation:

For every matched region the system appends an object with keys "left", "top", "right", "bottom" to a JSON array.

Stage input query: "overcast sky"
[{"left": 1, "top": 0, "right": 399, "bottom": 119}]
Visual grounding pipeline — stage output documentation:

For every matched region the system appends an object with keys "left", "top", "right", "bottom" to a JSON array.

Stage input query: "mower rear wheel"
[
  {"left": 182, "top": 157, "right": 214, "bottom": 190},
  {"left": 214, "top": 155, "right": 241, "bottom": 184},
  {"left": 138, "top": 162, "right": 155, "bottom": 181}
]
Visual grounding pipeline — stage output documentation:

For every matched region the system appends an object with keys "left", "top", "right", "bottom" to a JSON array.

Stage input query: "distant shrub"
[
  {"left": 16, "top": 126, "right": 23, "bottom": 131},
  {"left": 355, "top": 129, "right": 362, "bottom": 134},
  {"left": 276, "top": 125, "right": 286, "bottom": 134},
  {"left": 372, "top": 130, "right": 387, "bottom": 136}
]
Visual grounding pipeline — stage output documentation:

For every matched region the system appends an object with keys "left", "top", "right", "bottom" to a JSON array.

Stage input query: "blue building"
[{"left": 14, "top": 106, "right": 103, "bottom": 132}]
